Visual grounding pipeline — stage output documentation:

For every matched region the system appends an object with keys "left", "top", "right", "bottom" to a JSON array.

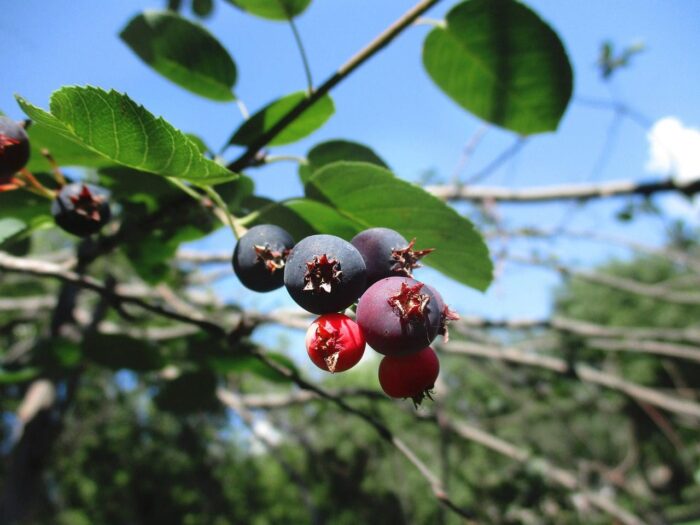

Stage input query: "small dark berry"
[
  {"left": 356, "top": 276, "right": 441, "bottom": 355},
  {"left": 378, "top": 346, "right": 440, "bottom": 406},
  {"left": 0, "top": 117, "right": 30, "bottom": 178},
  {"left": 351, "top": 227, "right": 434, "bottom": 287},
  {"left": 284, "top": 234, "right": 366, "bottom": 314},
  {"left": 51, "top": 183, "right": 111, "bottom": 237},
  {"left": 232, "top": 224, "right": 294, "bottom": 292},
  {"left": 305, "top": 313, "right": 365, "bottom": 373}
]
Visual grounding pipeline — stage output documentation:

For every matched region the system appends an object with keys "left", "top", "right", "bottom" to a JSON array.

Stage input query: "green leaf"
[
  {"left": 0, "top": 367, "right": 39, "bottom": 384},
  {"left": 192, "top": 0, "right": 214, "bottom": 18},
  {"left": 156, "top": 370, "right": 220, "bottom": 413},
  {"left": 245, "top": 197, "right": 361, "bottom": 241},
  {"left": 120, "top": 10, "right": 236, "bottom": 101},
  {"left": 422, "top": 0, "right": 573, "bottom": 135},
  {"left": 225, "top": 0, "right": 310, "bottom": 20},
  {"left": 0, "top": 218, "right": 27, "bottom": 245},
  {"left": 229, "top": 91, "right": 334, "bottom": 147},
  {"left": 17, "top": 87, "right": 237, "bottom": 185},
  {"left": 305, "top": 162, "right": 492, "bottom": 291},
  {"left": 83, "top": 333, "right": 165, "bottom": 371},
  {"left": 299, "top": 140, "right": 388, "bottom": 184},
  {"left": 25, "top": 120, "right": 114, "bottom": 172}
]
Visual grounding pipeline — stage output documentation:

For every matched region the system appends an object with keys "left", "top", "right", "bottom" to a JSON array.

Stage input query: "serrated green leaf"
[
  {"left": 299, "top": 140, "right": 388, "bottom": 184},
  {"left": 25, "top": 120, "right": 114, "bottom": 172},
  {"left": 422, "top": 0, "right": 573, "bottom": 135},
  {"left": 306, "top": 162, "right": 492, "bottom": 291},
  {"left": 225, "top": 0, "right": 310, "bottom": 20},
  {"left": 245, "top": 197, "right": 361, "bottom": 241},
  {"left": 17, "top": 87, "right": 237, "bottom": 184},
  {"left": 121, "top": 10, "right": 236, "bottom": 101},
  {"left": 229, "top": 91, "right": 334, "bottom": 147}
]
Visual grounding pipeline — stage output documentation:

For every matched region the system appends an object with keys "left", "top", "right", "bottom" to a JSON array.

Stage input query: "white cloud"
[{"left": 646, "top": 117, "right": 700, "bottom": 185}]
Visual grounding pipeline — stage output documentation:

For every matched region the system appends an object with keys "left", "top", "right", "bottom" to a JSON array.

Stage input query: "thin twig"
[
  {"left": 227, "top": 0, "right": 443, "bottom": 172},
  {"left": 427, "top": 177, "right": 700, "bottom": 203}
]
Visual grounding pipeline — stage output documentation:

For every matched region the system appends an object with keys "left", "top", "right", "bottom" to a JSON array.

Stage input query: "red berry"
[
  {"left": 305, "top": 313, "right": 366, "bottom": 373},
  {"left": 378, "top": 347, "right": 439, "bottom": 406}
]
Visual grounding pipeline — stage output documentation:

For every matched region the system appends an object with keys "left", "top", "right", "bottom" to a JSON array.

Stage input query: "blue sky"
[{"left": 2, "top": 0, "right": 700, "bottom": 324}]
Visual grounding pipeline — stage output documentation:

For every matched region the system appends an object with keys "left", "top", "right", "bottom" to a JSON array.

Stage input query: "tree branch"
[
  {"left": 227, "top": 0, "right": 443, "bottom": 172},
  {"left": 442, "top": 341, "right": 700, "bottom": 420},
  {"left": 426, "top": 177, "right": 700, "bottom": 203}
]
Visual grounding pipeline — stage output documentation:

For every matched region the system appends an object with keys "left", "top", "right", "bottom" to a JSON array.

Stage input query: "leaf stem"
[
  {"left": 202, "top": 186, "right": 247, "bottom": 240},
  {"left": 19, "top": 169, "right": 55, "bottom": 199},
  {"left": 289, "top": 17, "right": 313, "bottom": 93},
  {"left": 264, "top": 154, "right": 307, "bottom": 165},
  {"left": 227, "top": 0, "right": 443, "bottom": 172}
]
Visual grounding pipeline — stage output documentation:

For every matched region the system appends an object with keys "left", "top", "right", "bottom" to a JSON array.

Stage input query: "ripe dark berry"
[
  {"left": 356, "top": 276, "right": 441, "bottom": 355},
  {"left": 51, "top": 183, "right": 111, "bottom": 237},
  {"left": 232, "top": 224, "right": 294, "bottom": 292},
  {"left": 424, "top": 284, "right": 460, "bottom": 342},
  {"left": 378, "top": 346, "right": 440, "bottom": 406},
  {"left": 284, "top": 234, "right": 366, "bottom": 315},
  {"left": 0, "top": 117, "right": 30, "bottom": 178},
  {"left": 351, "top": 227, "right": 434, "bottom": 287},
  {"left": 305, "top": 313, "right": 365, "bottom": 373}
]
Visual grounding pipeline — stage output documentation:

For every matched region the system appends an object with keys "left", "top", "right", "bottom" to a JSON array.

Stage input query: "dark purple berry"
[
  {"left": 351, "top": 227, "right": 434, "bottom": 287},
  {"left": 232, "top": 224, "right": 294, "bottom": 292},
  {"left": 356, "top": 276, "right": 441, "bottom": 355},
  {"left": 51, "top": 183, "right": 111, "bottom": 237},
  {"left": 284, "top": 234, "right": 366, "bottom": 314},
  {"left": 0, "top": 117, "right": 30, "bottom": 178},
  {"left": 424, "top": 284, "right": 460, "bottom": 342}
]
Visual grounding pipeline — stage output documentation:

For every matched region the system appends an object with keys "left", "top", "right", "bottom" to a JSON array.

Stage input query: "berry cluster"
[
  {"left": 0, "top": 116, "right": 112, "bottom": 238},
  {"left": 232, "top": 225, "right": 459, "bottom": 406}
]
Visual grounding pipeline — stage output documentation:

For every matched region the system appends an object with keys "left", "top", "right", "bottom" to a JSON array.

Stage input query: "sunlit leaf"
[
  {"left": 229, "top": 91, "right": 334, "bottom": 147},
  {"left": 306, "top": 162, "right": 492, "bottom": 291},
  {"left": 225, "top": 0, "right": 310, "bottom": 20},
  {"left": 423, "top": 0, "right": 573, "bottom": 134},
  {"left": 121, "top": 10, "right": 236, "bottom": 101},
  {"left": 17, "top": 87, "right": 237, "bottom": 185}
]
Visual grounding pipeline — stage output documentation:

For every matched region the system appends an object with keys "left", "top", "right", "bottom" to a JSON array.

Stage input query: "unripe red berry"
[
  {"left": 378, "top": 346, "right": 439, "bottom": 406},
  {"left": 305, "top": 313, "right": 365, "bottom": 373}
]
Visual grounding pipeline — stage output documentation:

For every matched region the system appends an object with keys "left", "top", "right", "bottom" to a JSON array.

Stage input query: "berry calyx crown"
[
  {"left": 387, "top": 282, "right": 430, "bottom": 322},
  {"left": 391, "top": 238, "right": 434, "bottom": 277},
  {"left": 314, "top": 321, "right": 341, "bottom": 373},
  {"left": 69, "top": 185, "right": 105, "bottom": 223},
  {"left": 254, "top": 244, "right": 289, "bottom": 274},
  {"left": 303, "top": 254, "right": 342, "bottom": 294}
]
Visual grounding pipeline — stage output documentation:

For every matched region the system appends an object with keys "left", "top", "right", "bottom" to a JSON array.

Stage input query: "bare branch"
[
  {"left": 442, "top": 341, "right": 700, "bottom": 420},
  {"left": 509, "top": 256, "right": 700, "bottom": 305},
  {"left": 0, "top": 251, "right": 225, "bottom": 336},
  {"left": 456, "top": 315, "right": 700, "bottom": 345},
  {"left": 248, "top": 348, "right": 478, "bottom": 522},
  {"left": 426, "top": 177, "right": 700, "bottom": 203},
  {"left": 444, "top": 419, "right": 645, "bottom": 525},
  {"left": 586, "top": 338, "right": 700, "bottom": 363}
]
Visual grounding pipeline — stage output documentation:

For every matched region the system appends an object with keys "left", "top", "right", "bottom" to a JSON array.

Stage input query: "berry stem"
[
  {"left": 18, "top": 169, "right": 54, "bottom": 199},
  {"left": 40, "top": 148, "right": 67, "bottom": 186},
  {"left": 202, "top": 186, "right": 247, "bottom": 240}
]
